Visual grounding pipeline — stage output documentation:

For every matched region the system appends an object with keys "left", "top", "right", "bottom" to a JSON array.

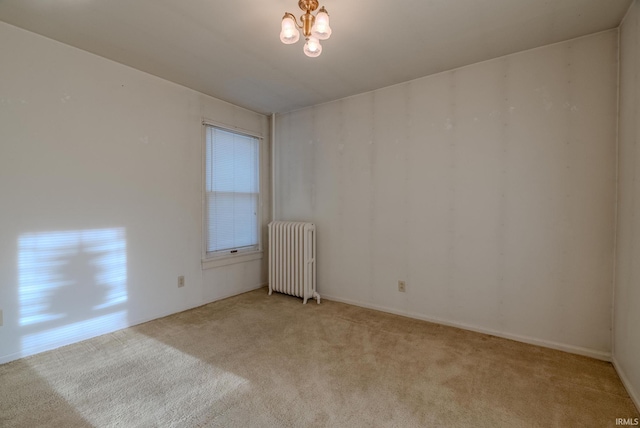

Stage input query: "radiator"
[{"left": 268, "top": 221, "right": 320, "bottom": 304}]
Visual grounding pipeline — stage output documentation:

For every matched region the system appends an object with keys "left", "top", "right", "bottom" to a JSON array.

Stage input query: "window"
[{"left": 204, "top": 125, "right": 260, "bottom": 257}]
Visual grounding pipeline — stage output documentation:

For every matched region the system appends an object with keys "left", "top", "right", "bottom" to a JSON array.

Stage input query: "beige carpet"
[{"left": 1, "top": 288, "right": 638, "bottom": 427}]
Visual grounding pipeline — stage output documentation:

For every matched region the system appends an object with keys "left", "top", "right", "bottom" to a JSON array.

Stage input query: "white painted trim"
[
  {"left": 611, "top": 23, "right": 622, "bottom": 360},
  {"left": 202, "top": 283, "right": 268, "bottom": 304},
  {"left": 0, "top": 352, "right": 24, "bottom": 365},
  {"left": 271, "top": 113, "right": 277, "bottom": 221},
  {"left": 321, "top": 293, "right": 612, "bottom": 361},
  {"left": 201, "top": 122, "right": 264, "bottom": 259},
  {"left": 613, "top": 356, "right": 640, "bottom": 413},
  {"left": 201, "top": 118, "right": 264, "bottom": 139},
  {"left": 201, "top": 251, "right": 263, "bottom": 269},
  {"left": 0, "top": 283, "right": 268, "bottom": 365},
  {"left": 201, "top": 121, "right": 207, "bottom": 267}
]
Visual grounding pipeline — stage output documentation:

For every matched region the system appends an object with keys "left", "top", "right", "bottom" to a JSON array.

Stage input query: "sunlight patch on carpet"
[{"left": 27, "top": 331, "right": 250, "bottom": 427}]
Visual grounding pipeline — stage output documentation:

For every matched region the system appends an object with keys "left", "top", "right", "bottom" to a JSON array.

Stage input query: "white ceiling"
[{"left": 0, "top": 0, "right": 632, "bottom": 114}]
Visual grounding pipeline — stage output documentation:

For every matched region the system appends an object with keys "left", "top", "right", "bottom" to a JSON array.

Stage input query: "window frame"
[{"left": 201, "top": 119, "right": 263, "bottom": 268}]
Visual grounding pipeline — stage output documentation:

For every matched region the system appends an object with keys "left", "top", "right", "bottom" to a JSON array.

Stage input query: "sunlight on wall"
[{"left": 18, "top": 228, "right": 128, "bottom": 355}]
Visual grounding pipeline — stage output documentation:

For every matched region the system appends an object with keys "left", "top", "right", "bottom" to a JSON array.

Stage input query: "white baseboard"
[
  {"left": 96, "top": 283, "right": 268, "bottom": 334},
  {"left": 124, "top": 283, "right": 266, "bottom": 328},
  {"left": 0, "top": 351, "right": 29, "bottom": 365},
  {"left": 199, "top": 283, "right": 267, "bottom": 306},
  {"left": 612, "top": 357, "right": 640, "bottom": 413},
  {"left": 0, "top": 283, "right": 268, "bottom": 366},
  {"left": 321, "top": 293, "right": 611, "bottom": 362}
]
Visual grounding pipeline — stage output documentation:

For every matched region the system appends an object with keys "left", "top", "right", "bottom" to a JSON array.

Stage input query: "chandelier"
[{"left": 280, "top": 0, "right": 332, "bottom": 58}]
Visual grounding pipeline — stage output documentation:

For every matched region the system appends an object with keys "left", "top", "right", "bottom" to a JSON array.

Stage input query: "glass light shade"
[
  {"left": 311, "top": 10, "right": 332, "bottom": 40},
  {"left": 303, "top": 37, "right": 322, "bottom": 58},
  {"left": 280, "top": 16, "right": 300, "bottom": 45}
]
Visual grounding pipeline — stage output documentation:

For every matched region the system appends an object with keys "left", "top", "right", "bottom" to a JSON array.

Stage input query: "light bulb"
[
  {"left": 303, "top": 37, "right": 322, "bottom": 58},
  {"left": 311, "top": 9, "right": 332, "bottom": 40},
  {"left": 280, "top": 16, "right": 300, "bottom": 45}
]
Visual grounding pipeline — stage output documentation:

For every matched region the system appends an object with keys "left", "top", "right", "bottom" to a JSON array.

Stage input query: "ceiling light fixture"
[{"left": 280, "top": 0, "right": 332, "bottom": 58}]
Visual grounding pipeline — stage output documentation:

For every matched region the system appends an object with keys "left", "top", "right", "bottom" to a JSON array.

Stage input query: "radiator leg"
[
  {"left": 313, "top": 291, "right": 321, "bottom": 304},
  {"left": 268, "top": 286, "right": 272, "bottom": 296},
  {"left": 303, "top": 297, "right": 308, "bottom": 304}
]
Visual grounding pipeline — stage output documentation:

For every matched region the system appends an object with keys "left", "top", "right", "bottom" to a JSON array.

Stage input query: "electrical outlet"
[
  {"left": 398, "top": 281, "right": 406, "bottom": 292},
  {"left": 178, "top": 276, "right": 185, "bottom": 288}
]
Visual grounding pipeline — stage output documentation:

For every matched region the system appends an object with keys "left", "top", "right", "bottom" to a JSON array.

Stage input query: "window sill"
[{"left": 201, "top": 250, "right": 263, "bottom": 270}]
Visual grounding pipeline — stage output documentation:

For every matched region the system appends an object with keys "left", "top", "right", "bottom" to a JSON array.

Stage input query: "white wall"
[
  {"left": 614, "top": 0, "right": 640, "bottom": 409},
  {"left": 0, "top": 22, "right": 269, "bottom": 364},
  {"left": 275, "top": 30, "right": 618, "bottom": 359}
]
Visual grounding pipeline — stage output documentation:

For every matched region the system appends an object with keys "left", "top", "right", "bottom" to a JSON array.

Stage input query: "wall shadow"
[{"left": 0, "top": 359, "right": 93, "bottom": 427}]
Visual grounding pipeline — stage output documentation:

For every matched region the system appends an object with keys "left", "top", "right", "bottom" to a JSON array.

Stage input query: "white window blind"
[{"left": 205, "top": 126, "right": 260, "bottom": 254}]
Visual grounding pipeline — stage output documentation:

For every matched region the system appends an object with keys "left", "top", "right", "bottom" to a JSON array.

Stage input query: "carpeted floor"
[{"left": 0, "top": 288, "right": 638, "bottom": 427}]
